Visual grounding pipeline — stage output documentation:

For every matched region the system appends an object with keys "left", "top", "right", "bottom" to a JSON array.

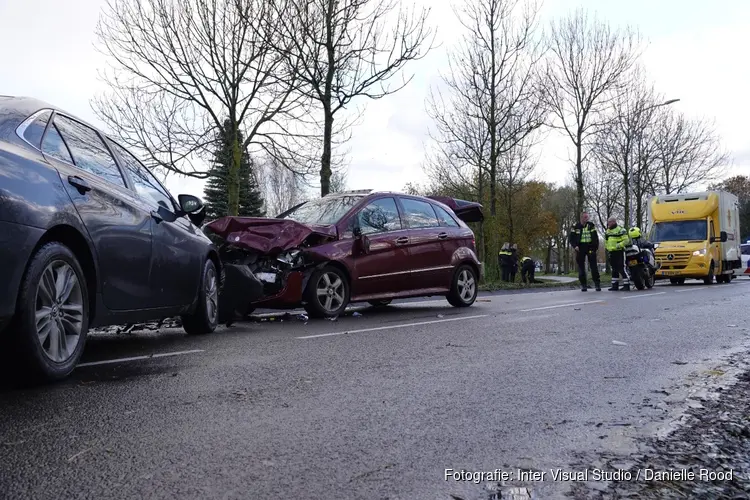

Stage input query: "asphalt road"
[{"left": 2, "top": 278, "right": 750, "bottom": 500}]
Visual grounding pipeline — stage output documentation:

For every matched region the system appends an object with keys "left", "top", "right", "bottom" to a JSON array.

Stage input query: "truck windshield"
[
  {"left": 281, "top": 195, "right": 363, "bottom": 225},
  {"left": 650, "top": 220, "right": 708, "bottom": 242}
]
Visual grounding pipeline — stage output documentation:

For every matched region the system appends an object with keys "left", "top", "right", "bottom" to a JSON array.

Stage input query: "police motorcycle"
[{"left": 624, "top": 227, "right": 658, "bottom": 290}]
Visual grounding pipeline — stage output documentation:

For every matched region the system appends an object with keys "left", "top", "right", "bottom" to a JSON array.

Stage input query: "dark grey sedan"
[{"left": 0, "top": 96, "right": 221, "bottom": 381}]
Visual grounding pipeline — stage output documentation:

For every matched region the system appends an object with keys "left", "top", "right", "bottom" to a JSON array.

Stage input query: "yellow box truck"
[{"left": 647, "top": 191, "right": 742, "bottom": 284}]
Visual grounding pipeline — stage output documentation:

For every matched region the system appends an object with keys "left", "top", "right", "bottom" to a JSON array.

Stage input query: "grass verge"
[{"left": 480, "top": 274, "right": 613, "bottom": 291}]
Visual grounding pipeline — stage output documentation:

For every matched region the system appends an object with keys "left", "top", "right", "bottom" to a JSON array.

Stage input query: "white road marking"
[
  {"left": 77, "top": 349, "right": 205, "bottom": 368},
  {"left": 519, "top": 300, "right": 604, "bottom": 312},
  {"left": 676, "top": 287, "right": 708, "bottom": 293},
  {"left": 296, "top": 314, "right": 489, "bottom": 339},
  {"left": 621, "top": 292, "right": 666, "bottom": 299}
]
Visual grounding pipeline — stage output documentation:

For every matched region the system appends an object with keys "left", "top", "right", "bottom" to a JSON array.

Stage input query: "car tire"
[
  {"left": 704, "top": 262, "right": 715, "bottom": 285},
  {"left": 304, "top": 265, "right": 350, "bottom": 318},
  {"left": 368, "top": 299, "right": 392, "bottom": 308},
  {"left": 182, "top": 259, "right": 219, "bottom": 335},
  {"left": 447, "top": 265, "right": 478, "bottom": 308},
  {"left": 10, "top": 242, "right": 89, "bottom": 382}
]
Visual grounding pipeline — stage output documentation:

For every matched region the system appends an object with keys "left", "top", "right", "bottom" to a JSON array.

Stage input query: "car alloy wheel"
[
  {"left": 35, "top": 260, "right": 84, "bottom": 363},
  {"left": 205, "top": 265, "right": 218, "bottom": 324},
  {"left": 457, "top": 268, "right": 476, "bottom": 303},
  {"left": 317, "top": 271, "right": 345, "bottom": 313}
]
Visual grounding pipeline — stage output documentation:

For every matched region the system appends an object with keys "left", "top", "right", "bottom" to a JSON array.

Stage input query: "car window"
[
  {"left": 742, "top": 245, "right": 750, "bottom": 256},
  {"left": 110, "top": 141, "right": 174, "bottom": 210},
  {"left": 357, "top": 197, "right": 402, "bottom": 235},
  {"left": 22, "top": 110, "right": 52, "bottom": 149},
  {"left": 400, "top": 198, "right": 439, "bottom": 229},
  {"left": 283, "top": 195, "right": 363, "bottom": 225},
  {"left": 52, "top": 115, "right": 126, "bottom": 187},
  {"left": 434, "top": 204, "right": 459, "bottom": 227},
  {"left": 41, "top": 122, "right": 74, "bottom": 164}
]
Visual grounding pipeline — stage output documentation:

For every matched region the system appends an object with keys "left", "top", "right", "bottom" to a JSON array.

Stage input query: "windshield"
[
  {"left": 282, "top": 195, "right": 363, "bottom": 225},
  {"left": 650, "top": 220, "right": 708, "bottom": 242}
]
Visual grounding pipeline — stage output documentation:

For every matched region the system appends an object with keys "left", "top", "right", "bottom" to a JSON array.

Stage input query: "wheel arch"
[{"left": 33, "top": 224, "right": 98, "bottom": 319}]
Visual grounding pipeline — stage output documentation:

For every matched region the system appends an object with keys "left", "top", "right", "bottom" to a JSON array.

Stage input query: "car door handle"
[
  {"left": 395, "top": 236, "right": 409, "bottom": 245},
  {"left": 437, "top": 232, "right": 448, "bottom": 240},
  {"left": 67, "top": 175, "right": 91, "bottom": 194}
]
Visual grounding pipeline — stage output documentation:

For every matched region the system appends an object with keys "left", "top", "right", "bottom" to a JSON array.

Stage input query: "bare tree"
[
  {"left": 584, "top": 163, "right": 622, "bottom": 233},
  {"left": 93, "top": 0, "right": 313, "bottom": 216},
  {"left": 328, "top": 168, "right": 349, "bottom": 193},
  {"left": 426, "top": 0, "right": 546, "bottom": 216},
  {"left": 652, "top": 112, "right": 729, "bottom": 194},
  {"left": 498, "top": 133, "right": 539, "bottom": 243},
  {"left": 543, "top": 8, "right": 640, "bottom": 216},
  {"left": 591, "top": 70, "right": 660, "bottom": 226},
  {"left": 271, "top": 0, "right": 434, "bottom": 197},
  {"left": 543, "top": 183, "right": 577, "bottom": 274},
  {"left": 257, "top": 156, "right": 307, "bottom": 216}
]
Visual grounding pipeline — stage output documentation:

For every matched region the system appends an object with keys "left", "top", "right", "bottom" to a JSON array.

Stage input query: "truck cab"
[{"left": 647, "top": 191, "right": 742, "bottom": 284}]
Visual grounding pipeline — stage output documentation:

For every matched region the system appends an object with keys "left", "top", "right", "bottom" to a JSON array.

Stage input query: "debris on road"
[
  {"left": 326, "top": 316, "right": 339, "bottom": 322},
  {"left": 611, "top": 340, "right": 628, "bottom": 346},
  {"left": 437, "top": 314, "right": 445, "bottom": 318},
  {"left": 297, "top": 314, "right": 309, "bottom": 322},
  {"left": 574, "top": 367, "right": 750, "bottom": 499},
  {"left": 672, "top": 360, "right": 688, "bottom": 365},
  {"left": 352, "top": 312, "right": 362, "bottom": 317}
]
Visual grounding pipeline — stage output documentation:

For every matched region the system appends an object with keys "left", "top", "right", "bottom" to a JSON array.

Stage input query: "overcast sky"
[{"left": 1, "top": 0, "right": 747, "bottom": 197}]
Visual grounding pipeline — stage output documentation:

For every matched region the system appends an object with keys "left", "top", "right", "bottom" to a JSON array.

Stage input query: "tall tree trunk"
[
  {"left": 575, "top": 131, "right": 585, "bottom": 216},
  {"left": 228, "top": 128, "right": 241, "bottom": 216},
  {"left": 623, "top": 169, "right": 630, "bottom": 228},
  {"left": 546, "top": 240, "right": 552, "bottom": 273},
  {"left": 489, "top": 25, "right": 497, "bottom": 216},
  {"left": 320, "top": 107, "right": 333, "bottom": 197},
  {"left": 320, "top": 0, "right": 335, "bottom": 197}
]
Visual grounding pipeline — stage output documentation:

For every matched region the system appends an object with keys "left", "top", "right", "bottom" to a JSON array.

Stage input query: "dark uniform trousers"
[
  {"left": 609, "top": 249, "right": 628, "bottom": 285},
  {"left": 521, "top": 260, "right": 536, "bottom": 283},
  {"left": 576, "top": 244, "right": 600, "bottom": 286}
]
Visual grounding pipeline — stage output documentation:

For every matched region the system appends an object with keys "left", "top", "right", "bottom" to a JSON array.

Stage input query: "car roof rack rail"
[{"left": 324, "top": 189, "right": 372, "bottom": 197}]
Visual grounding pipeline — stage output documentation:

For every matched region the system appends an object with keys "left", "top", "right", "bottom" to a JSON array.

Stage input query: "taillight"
[{"left": 472, "top": 237, "right": 476, "bottom": 249}]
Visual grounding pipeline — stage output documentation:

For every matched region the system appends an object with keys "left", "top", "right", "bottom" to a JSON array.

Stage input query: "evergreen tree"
[{"left": 204, "top": 120, "right": 265, "bottom": 220}]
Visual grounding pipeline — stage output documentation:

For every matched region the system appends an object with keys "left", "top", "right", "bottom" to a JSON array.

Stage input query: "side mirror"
[
  {"left": 353, "top": 226, "right": 363, "bottom": 238},
  {"left": 178, "top": 194, "right": 204, "bottom": 214},
  {"left": 720, "top": 230, "right": 728, "bottom": 242}
]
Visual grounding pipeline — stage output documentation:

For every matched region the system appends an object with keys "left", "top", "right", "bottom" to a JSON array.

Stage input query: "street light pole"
[{"left": 627, "top": 98, "right": 680, "bottom": 228}]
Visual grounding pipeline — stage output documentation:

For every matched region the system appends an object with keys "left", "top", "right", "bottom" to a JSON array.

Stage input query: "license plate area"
[{"left": 660, "top": 270, "right": 680, "bottom": 276}]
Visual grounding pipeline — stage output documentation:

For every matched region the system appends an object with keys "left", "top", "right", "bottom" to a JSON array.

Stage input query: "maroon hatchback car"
[{"left": 204, "top": 190, "right": 484, "bottom": 319}]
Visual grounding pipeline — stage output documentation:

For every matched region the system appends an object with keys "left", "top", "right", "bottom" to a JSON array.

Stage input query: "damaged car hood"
[{"left": 204, "top": 217, "right": 337, "bottom": 254}]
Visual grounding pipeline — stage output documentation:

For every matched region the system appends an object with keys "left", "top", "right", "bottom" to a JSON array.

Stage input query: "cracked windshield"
[{"left": 2, "top": 0, "right": 750, "bottom": 499}]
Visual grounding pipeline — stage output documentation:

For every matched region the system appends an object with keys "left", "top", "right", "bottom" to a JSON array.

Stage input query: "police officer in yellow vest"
[
  {"left": 520, "top": 256, "right": 540, "bottom": 283},
  {"left": 498, "top": 243, "right": 512, "bottom": 281},
  {"left": 570, "top": 211, "right": 601, "bottom": 292},
  {"left": 605, "top": 217, "right": 631, "bottom": 291}
]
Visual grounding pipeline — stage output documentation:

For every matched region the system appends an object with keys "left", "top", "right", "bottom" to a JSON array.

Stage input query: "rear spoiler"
[{"left": 428, "top": 196, "right": 484, "bottom": 223}]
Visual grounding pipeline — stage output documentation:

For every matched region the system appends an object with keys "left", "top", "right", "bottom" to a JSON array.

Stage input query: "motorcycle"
[{"left": 625, "top": 240, "right": 658, "bottom": 290}]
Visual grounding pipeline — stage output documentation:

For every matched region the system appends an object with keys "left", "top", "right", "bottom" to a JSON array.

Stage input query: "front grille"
[{"left": 655, "top": 251, "right": 691, "bottom": 267}]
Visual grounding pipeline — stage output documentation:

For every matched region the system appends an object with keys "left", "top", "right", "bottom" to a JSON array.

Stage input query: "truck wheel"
[
  {"left": 182, "top": 259, "right": 219, "bottom": 335},
  {"left": 704, "top": 263, "right": 715, "bottom": 285},
  {"left": 11, "top": 242, "right": 90, "bottom": 382}
]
